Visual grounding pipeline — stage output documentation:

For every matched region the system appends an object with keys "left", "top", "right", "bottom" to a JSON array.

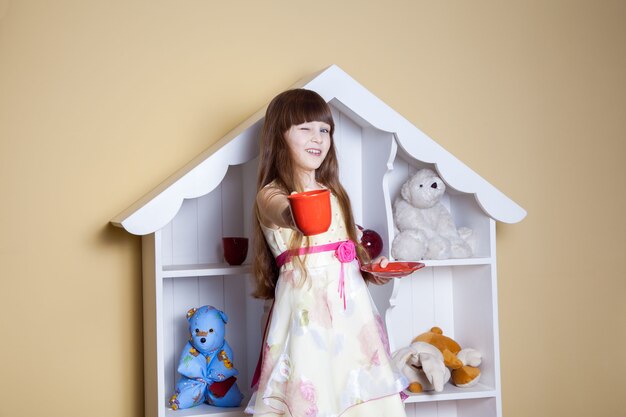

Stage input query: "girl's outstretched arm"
[{"left": 256, "top": 186, "right": 296, "bottom": 230}]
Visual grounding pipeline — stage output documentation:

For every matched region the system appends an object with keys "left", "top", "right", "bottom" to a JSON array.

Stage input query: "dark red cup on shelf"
[
  {"left": 287, "top": 189, "right": 332, "bottom": 236},
  {"left": 222, "top": 237, "right": 248, "bottom": 265}
]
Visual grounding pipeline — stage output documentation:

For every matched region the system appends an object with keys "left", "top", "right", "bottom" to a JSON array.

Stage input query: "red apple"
[{"left": 360, "top": 227, "right": 383, "bottom": 259}]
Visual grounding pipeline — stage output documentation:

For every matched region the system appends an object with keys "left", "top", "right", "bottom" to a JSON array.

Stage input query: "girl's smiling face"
[{"left": 284, "top": 121, "right": 331, "bottom": 175}]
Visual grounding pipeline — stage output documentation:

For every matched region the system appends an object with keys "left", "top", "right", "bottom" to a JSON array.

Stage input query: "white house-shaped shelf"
[{"left": 112, "top": 65, "right": 525, "bottom": 417}]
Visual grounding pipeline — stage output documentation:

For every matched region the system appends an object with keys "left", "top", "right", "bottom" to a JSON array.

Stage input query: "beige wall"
[{"left": 1, "top": 1, "right": 624, "bottom": 416}]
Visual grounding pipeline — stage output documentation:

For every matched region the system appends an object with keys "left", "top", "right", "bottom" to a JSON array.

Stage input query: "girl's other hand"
[
  {"left": 366, "top": 256, "right": 391, "bottom": 285},
  {"left": 372, "top": 256, "right": 389, "bottom": 268}
]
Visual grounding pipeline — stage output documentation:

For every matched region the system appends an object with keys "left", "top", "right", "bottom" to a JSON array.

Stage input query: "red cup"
[
  {"left": 287, "top": 189, "right": 332, "bottom": 236},
  {"left": 222, "top": 237, "right": 248, "bottom": 265}
]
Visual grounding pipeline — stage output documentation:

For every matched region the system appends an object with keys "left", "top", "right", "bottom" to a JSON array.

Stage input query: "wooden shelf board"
[
  {"left": 164, "top": 403, "right": 246, "bottom": 417},
  {"left": 403, "top": 383, "right": 497, "bottom": 403},
  {"left": 162, "top": 263, "right": 252, "bottom": 278},
  {"left": 163, "top": 392, "right": 251, "bottom": 417},
  {"left": 420, "top": 257, "right": 493, "bottom": 267}
]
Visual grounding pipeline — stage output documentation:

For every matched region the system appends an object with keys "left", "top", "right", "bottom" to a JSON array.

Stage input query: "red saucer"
[{"left": 361, "top": 261, "right": 425, "bottom": 279}]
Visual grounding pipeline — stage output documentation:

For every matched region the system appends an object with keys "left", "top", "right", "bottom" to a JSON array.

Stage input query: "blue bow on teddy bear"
[{"left": 169, "top": 305, "right": 243, "bottom": 410}]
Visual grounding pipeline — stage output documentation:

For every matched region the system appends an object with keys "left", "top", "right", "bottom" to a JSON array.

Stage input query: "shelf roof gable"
[{"left": 111, "top": 65, "right": 526, "bottom": 235}]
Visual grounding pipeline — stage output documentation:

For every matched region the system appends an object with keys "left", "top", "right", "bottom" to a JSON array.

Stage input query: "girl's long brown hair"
[{"left": 252, "top": 89, "right": 370, "bottom": 299}]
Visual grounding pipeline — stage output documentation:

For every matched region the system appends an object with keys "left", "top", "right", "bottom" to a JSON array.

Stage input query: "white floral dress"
[{"left": 246, "top": 193, "right": 407, "bottom": 417}]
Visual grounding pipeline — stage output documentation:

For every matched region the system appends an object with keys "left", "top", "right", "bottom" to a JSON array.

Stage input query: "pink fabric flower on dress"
[
  {"left": 335, "top": 240, "right": 357, "bottom": 310},
  {"left": 287, "top": 378, "right": 318, "bottom": 417},
  {"left": 299, "top": 380, "right": 318, "bottom": 417},
  {"left": 299, "top": 380, "right": 316, "bottom": 402},
  {"left": 306, "top": 405, "right": 319, "bottom": 417},
  {"left": 276, "top": 355, "right": 292, "bottom": 382},
  {"left": 335, "top": 240, "right": 356, "bottom": 263}
]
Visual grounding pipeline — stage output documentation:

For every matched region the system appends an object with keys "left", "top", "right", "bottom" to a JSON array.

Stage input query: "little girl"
[{"left": 246, "top": 89, "right": 407, "bottom": 417}]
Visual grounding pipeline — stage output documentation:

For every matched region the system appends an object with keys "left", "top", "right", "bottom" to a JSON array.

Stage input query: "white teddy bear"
[{"left": 391, "top": 168, "right": 474, "bottom": 260}]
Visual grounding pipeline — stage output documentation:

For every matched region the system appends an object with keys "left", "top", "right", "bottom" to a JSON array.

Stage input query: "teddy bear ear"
[
  {"left": 186, "top": 307, "right": 197, "bottom": 320},
  {"left": 401, "top": 180, "right": 411, "bottom": 201},
  {"left": 217, "top": 310, "right": 228, "bottom": 324}
]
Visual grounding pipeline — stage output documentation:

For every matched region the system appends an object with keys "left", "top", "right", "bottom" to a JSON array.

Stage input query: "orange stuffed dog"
[{"left": 413, "top": 327, "right": 482, "bottom": 387}]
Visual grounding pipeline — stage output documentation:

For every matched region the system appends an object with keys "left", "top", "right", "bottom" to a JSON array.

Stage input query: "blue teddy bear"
[{"left": 169, "top": 305, "right": 243, "bottom": 410}]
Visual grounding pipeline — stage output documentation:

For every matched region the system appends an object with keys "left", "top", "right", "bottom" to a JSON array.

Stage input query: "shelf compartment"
[
  {"left": 386, "top": 149, "right": 494, "bottom": 260},
  {"left": 161, "top": 276, "right": 264, "bottom": 417},
  {"left": 386, "top": 264, "right": 499, "bottom": 396},
  {"left": 160, "top": 162, "right": 257, "bottom": 268},
  {"left": 162, "top": 263, "right": 252, "bottom": 278}
]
